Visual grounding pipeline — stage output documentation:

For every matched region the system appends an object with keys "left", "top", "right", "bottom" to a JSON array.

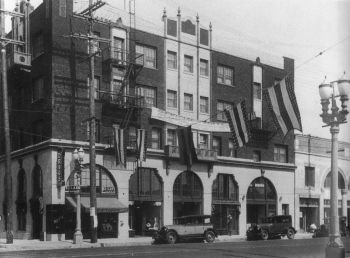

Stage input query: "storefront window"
[
  {"left": 129, "top": 167, "right": 163, "bottom": 200},
  {"left": 66, "top": 165, "right": 117, "bottom": 196},
  {"left": 324, "top": 171, "right": 345, "bottom": 189},
  {"left": 173, "top": 171, "right": 203, "bottom": 201}
]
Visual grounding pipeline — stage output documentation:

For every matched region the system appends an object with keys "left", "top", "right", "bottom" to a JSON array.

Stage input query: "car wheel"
[
  {"left": 287, "top": 228, "right": 295, "bottom": 239},
  {"left": 166, "top": 231, "right": 177, "bottom": 244},
  {"left": 261, "top": 230, "right": 269, "bottom": 240},
  {"left": 205, "top": 231, "right": 215, "bottom": 243}
]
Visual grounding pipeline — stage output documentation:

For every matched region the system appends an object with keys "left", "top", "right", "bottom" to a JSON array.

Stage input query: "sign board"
[{"left": 56, "top": 148, "right": 65, "bottom": 187}]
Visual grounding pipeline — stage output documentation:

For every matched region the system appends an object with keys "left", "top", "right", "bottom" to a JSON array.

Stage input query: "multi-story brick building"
[
  {"left": 0, "top": 0, "right": 298, "bottom": 240},
  {"left": 294, "top": 134, "right": 350, "bottom": 232}
]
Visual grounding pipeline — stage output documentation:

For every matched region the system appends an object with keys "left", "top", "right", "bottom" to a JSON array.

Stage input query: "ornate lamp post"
[
  {"left": 73, "top": 147, "right": 84, "bottom": 244},
  {"left": 319, "top": 79, "right": 349, "bottom": 258}
]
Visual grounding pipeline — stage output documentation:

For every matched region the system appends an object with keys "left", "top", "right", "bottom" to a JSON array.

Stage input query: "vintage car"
[
  {"left": 153, "top": 215, "right": 217, "bottom": 244},
  {"left": 313, "top": 216, "right": 349, "bottom": 238},
  {"left": 246, "top": 215, "right": 296, "bottom": 240}
]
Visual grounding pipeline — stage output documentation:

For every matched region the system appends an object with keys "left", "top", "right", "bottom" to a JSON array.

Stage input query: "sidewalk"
[{"left": 0, "top": 233, "right": 314, "bottom": 252}]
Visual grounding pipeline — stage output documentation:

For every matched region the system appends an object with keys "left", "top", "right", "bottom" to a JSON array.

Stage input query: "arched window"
[
  {"left": 173, "top": 171, "right": 203, "bottom": 201},
  {"left": 212, "top": 174, "right": 238, "bottom": 201},
  {"left": 17, "top": 169, "right": 27, "bottom": 231},
  {"left": 247, "top": 177, "right": 276, "bottom": 201},
  {"left": 32, "top": 165, "right": 43, "bottom": 197},
  {"left": 66, "top": 165, "right": 118, "bottom": 196},
  {"left": 129, "top": 167, "right": 162, "bottom": 201},
  {"left": 324, "top": 171, "right": 345, "bottom": 189}
]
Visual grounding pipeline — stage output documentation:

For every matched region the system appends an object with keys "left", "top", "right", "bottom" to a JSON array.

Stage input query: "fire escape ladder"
[{"left": 121, "top": 107, "right": 134, "bottom": 129}]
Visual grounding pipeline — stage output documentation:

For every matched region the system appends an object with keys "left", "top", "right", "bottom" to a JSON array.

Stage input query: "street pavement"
[{"left": 1, "top": 233, "right": 350, "bottom": 258}]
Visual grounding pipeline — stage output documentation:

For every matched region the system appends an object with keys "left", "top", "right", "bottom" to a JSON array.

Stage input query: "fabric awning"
[
  {"left": 151, "top": 107, "right": 230, "bottom": 132},
  {"left": 66, "top": 196, "right": 128, "bottom": 213}
]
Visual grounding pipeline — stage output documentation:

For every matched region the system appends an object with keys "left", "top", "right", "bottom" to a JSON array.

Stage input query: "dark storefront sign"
[
  {"left": 56, "top": 148, "right": 65, "bottom": 187},
  {"left": 299, "top": 198, "right": 319, "bottom": 207}
]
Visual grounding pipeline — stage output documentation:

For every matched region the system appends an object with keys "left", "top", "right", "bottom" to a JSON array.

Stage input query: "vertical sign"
[{"left": 56, "top": 148, "right": 65, "bottom": 187}]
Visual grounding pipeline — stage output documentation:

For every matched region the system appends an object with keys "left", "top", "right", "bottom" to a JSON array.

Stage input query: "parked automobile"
[
  {"left": 313, "top": 216, "right": 349, "bottom": 238},
  {"left": 246, "top": 215, "right": 296, "bottom": 240},
  {"left": 153, "top": 215, "right": 217, "bottom": 244}
]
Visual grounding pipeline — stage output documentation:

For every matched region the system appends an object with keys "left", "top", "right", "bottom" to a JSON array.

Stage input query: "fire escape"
[{"left": 101, "top": 0, "right": 144, "bottom": 150}]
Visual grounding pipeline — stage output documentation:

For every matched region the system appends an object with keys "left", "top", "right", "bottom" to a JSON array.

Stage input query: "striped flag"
[
  {"left": 113, "top": 127, "right": 126, "bottom": 166},
  {"left": 177, "top": 126, "right": 197, "bottom": 166},
  {"left": 137, "top": 129, "right": 147, "bottom": 161},
  {"left": 264, "top": 77, "right": 302, "bottom": 136},
  {"left": 224, "top": 100, "right": 251, "bottom": 148}
]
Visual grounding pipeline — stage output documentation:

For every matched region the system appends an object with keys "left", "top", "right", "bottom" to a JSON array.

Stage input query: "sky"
[{"left": 4, "top": 0, "right": 350, "bottom": 142}]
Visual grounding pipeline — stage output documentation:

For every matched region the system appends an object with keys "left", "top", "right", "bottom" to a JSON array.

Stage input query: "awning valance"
[
  {"left": 151, "top": 107, "right": 230, "bottom": 132},
  {"left": 66, "top": 196, "right": 128, "bottom": 213}
]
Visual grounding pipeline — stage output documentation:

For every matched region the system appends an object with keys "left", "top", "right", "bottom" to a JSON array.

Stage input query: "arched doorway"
[
  {"left": 173, "top": 171, "right": 203, "bottom": 218},
  {"left": 65, "top": 164, "right": 126, "bottom": 239},
  {"left": 30, "top": 163, "right": 43, "bottom": 239},
  {"left": 246, "top": 177, "right": 277, "bottom": 224},
  {"left": 129, "top": 167, "right": 163, "bottom": 236},
  {"left": 212, "top": 174, "right": 240, "bottom": 235},
  {"left": 323, "top": 171, "right": 345, "bottom": 222},
  {"left": 16, "top": 168, "right": 27, "bottom": 231}
]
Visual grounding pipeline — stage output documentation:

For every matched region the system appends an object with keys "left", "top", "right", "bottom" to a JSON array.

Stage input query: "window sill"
[
  {"left": 183, "top": 71, "right": 194, "bottom": 75},
  {"left": 183, "top": 109, "right": 194, "bottom": 113},
  {"left": 200, "top": 75, "right": 209, "bottom": 79},
  {"left": 200, "top": 111, "right": 209, "bottom": 115},
  {"left": 143, "top": 66, "right": 158, "bottom": 70},
  {"left": 217, "top": 82, "right": 235, "bottom": 87},
  {"left": 167, "top": 106, "right": 178, "bottom": 110},
  {"left": 167, "top": 67, "right": 177, "bottom": 72}
]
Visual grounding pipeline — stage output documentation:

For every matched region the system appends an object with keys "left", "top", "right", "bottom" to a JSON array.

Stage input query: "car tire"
[
  {"left": 261, "top": 230, "right": 269, "bottom": 240},
  {"left": 166, "top": 231, "right": 177, "bottom": 244},
  {"left": 205, "top": 231, "right": 215, "bottom": 243},
  {"left": 287, "top": 228, "right": 295, "bottom": 239}
]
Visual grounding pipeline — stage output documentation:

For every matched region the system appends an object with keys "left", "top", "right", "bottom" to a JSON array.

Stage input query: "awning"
[
  {"left": 151, "top": 107, "right": 230, "bottom": 132},
  {"left": 66, "top": 196, "right": 128, "bottom": 213}
]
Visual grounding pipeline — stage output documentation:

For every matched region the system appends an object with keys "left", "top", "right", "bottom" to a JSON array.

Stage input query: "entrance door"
[{"left": 98, "top": 213, "right": 118, "bottom": 238}]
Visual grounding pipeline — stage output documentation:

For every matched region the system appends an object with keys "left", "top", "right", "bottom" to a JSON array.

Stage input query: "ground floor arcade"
[{"left": 0, "top": 139, "right": 296, "bottom": 240}]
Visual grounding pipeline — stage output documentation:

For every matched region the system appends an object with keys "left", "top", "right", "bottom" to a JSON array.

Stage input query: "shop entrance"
[
  {"left": 129, "top": 167, "right": 163, "bottom": 236},
  {"left": 212, "top": 174, "right": 240, "bottom": 235},
  {"left": 173, "top": 171, "right": 203, "bottom": 220},
  {"left": 246, "top": 177, "right": 277, "bottom": 224}
]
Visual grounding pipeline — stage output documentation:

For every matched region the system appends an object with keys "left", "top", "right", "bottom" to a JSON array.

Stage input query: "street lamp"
[
  {"left": 319, "top": 79, "right": 350, "bottom": 258},
  {"left": 73, "top": 147, "right": 85, "bottom": 244}
]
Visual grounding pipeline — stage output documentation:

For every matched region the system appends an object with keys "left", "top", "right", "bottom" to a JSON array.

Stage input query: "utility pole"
[
  {"left": 0, "top": 0, "right": 26, "bottom": 245},
  {"left": 64, "top": 0, "right": 109, "bottom": 243}
]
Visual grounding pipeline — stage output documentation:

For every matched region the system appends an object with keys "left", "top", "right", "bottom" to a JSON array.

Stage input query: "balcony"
[
  {"left": 7, "top": 51, "right": 31, "bottom": 69},
  {"left": 102, "top": 48, "right": 144, "bottom": 68},
  {"left": 165, "top": 145, "right": 217, "bottom": 162},
  {"left": 100, "top": 91, "right": 145, "bottom": 109},
  {"left": 196, "top": 148, "right": 217, "bottom": 162}
]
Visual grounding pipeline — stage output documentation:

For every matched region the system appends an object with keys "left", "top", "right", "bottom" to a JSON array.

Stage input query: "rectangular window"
[
  {"left": 128, "top": 126, "right": 137, "bottom": 149},
  {"left": 86, "top": 119, "right": 100, "bottom": 143},
  {"left": 274, "top": 145, "right": 288, "bottom": 163},
  {"left": 216, "top": 100, "right": 233, "bottom": 121},
  {"left": 167, "top": 51, "right": 177, "bottom": 69},
  {"left": 111, "top": 79, "right": 122, "bottom": 100},
  {"left": 200, "top": 59, "right": 208, "bottom": 76},
  {"left": 136, "top": 44, "right": 156, "bottom": 68},
  {"left": 167, "top": 129, "right": 177, "bottom": 146},
  {"left": 253, "top": 82, "right": 262, "bottom": 100},
  {"left": 184, "top": 55, "right": 193, "bottom": 73},
  {"left": 59, "top": 0, "right": 66, "bottom": 18},
  {"left": 32, "top": 78, "right": 44, "bottom": 102},
  {"left": 282, "top": 204, "right": 289, "bottom": 215},
  {"left": 200, "top": 96, "right": 209, "bottom": 113},
  {"left": 94, "top": 76, "right": 100, "bottom": 99},
  {"left": 217, "top": 65, "right": 234, "bottom": 86},
  {"left": 113, "top": 37, "right": 125, "bottom": 61},
  {"left": 151, "top": 128, "right": 161, "bottom": 149},
  {"left": 93, "top": 31, "right": 101, "bottom": 56},
  {"left": 253, "top": 150, "right": 261, "bottom": 162},
  {"left": 167, "top": 90, "right": 177, "bottom": 108},
  {"left": 213, "top": 136, "right": 221, "bottom": 155},
  {"left": 32, "top": 33, "right": 44, "bottom": 59},
  {"left": 198, "top": 134, "right": 208, "bottom": 149},
  {"left": 228, "top": 139, "right": 235, "bottom": 157},
  {"left": 305, "top": 166, "right": 315, "bottom": 187},
  {"left": 137, "top": 86, "right": 156, "bottom": 107},
  {"left": 184, "top": 93, "right": 193, "bottom": 111}
]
